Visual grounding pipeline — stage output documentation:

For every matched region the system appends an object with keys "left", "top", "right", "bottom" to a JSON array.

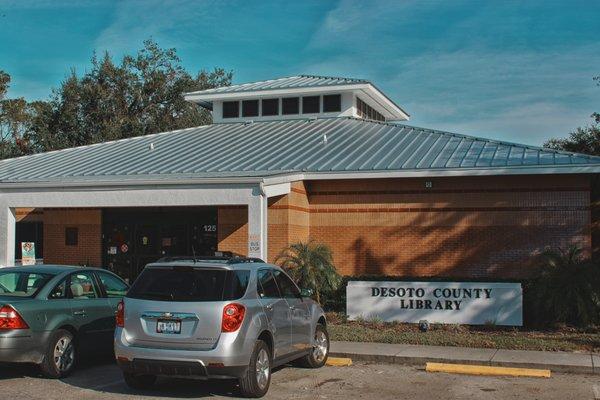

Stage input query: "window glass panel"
[
  {"left": 356, "top": 97, "right": 385, "bottom": 121},
  {"left": 257, "top": 270, "right": 280, "bottom": 299},
  {"left": 97, "top": 272, "right": 128, "bottom": 298},
  {"left": 65, "top": 227, "right": 78, "bottom": 246},
  {"left": 302, "top": 96, "right": 320, "bottom": 114},
  {"left": 127, "top": 267, "right": 227, "bottom": 302},
  {"left": 70, "top": 272, "right": 99, "bottom": 299},
  {"left": 223, "top": 270, "right": 250, "bottom": 300},
  {"left": 282, "top": 97, "right": 299, "bottom": 115},
  {"left": 0, "top": 272, "right": 52, "bottom": 297},
  {"left": 323, "top": 94, "right": 341, "bottom": 112},
  {"left": 222, "top": 101, "right": 239, "bottom": 118},
  {"left": 49, "top": 279, "right": 68, "bottom": 299},
  {"left": 272, "top": 270, "right": 300, "bottom": 299},
  {"left": 261, "top": 99, "right": 279, "bottom": 116},
  {"left": 242, "top": 100, "right": 259, "bottom": 117},
  {"left": 15, "top": 222, "right": 43, "bottom": 259}
]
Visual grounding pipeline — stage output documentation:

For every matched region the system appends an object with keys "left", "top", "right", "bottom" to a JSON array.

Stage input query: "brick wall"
[
  {"left": 216, "top": 181, "right": 311, "bottom": 262},
  {"left": 217, "top": 206, "right": 248, "bottom": 256},
  {"left": 268, "top": 181, "right": 310, "bottom": 262},
  {"left": 42, "top": 208, "right": 102, "bottom": 266},
  {"left": 306, "top": 175, "right": 591, "bottom": 279},
  {"left": 19, "top": 174, "right": 593, "bottom": 279}
]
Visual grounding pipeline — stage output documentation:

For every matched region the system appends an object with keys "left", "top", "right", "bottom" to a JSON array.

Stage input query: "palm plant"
[
  {"left": 275, "top": 241, "right": 341, "bottom": 304},
  {"left": 528, "top": 246, "right": 600, "bottom": 327}
]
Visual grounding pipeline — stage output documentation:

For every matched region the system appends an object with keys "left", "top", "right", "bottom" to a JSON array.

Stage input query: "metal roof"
[
  {"left": 185, "top": 75, "right": 368, "bottom": 96},
  {"left": 1, "top": 117, "right": 599, "bottom": 184}
]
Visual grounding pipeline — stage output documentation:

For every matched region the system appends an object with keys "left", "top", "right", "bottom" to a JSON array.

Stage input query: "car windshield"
[
  {"left": 127, "top": 266, "right": 250, "bottom": 302},
  {"left": 0, "top": 271, "right": 54, "bottom": 297}
]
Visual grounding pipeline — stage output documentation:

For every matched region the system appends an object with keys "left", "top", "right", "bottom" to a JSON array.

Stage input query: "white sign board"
[
  {"left": 347, "top": 281, "right": 522, "bottom": 326},
  {"left": 21, "top": 242, "right": 36, "bottom": 266},
  {"left": 248, "top": 234, "right": 261, "bottom": 258}
]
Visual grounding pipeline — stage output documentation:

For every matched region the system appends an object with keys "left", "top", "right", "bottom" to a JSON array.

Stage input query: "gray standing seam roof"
[
  {"left": 184, "top": 75, "right": 369, "bottom": 96},
  {"left": 1, "top": 117, "right": 599, "bottom": 183}
]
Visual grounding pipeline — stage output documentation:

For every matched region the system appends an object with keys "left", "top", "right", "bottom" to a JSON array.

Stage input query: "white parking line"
[{"left": 593, "top": 385, "right": 600, "bottom": 400}]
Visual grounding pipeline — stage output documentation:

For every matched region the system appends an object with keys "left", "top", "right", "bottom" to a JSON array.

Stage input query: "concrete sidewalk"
[{"left": 330, "top": 341, "right": 600, "bottom": 374}]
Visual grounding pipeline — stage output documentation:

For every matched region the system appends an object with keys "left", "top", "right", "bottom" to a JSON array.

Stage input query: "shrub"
[
  {"left": 526, "top": 246, "right": 600, "bottom": 327},
  {"left": 276, "top": 240, "right": 341, "bottom": 304}
]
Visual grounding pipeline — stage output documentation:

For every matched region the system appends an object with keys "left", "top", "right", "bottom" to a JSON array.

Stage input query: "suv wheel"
[
  {"left": 39, "top": 329, "right": 76, "bottom": 378},
  {"left": 123, "top": 372, "right": 157, "bottom": 390},
  {"left": 297, "top": 323, "right": 329, "bottom": 368},
  {"left": 239, "top": 339, "right": 271, "bottom": 398}
]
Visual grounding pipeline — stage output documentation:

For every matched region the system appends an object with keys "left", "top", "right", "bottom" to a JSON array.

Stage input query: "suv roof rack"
[{"left": 155, "top": 251, "right": 265, "bottom": 265}]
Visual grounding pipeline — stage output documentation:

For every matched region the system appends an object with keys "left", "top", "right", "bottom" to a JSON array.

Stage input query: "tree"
[
  {"left": 39, "top": 39, "right": 232, "bottom": 151},
  {"left": 544, "top": 75, "right": 600, "bottom": 155},
  {"left": 0, "top": 39, "right": 232, "bottom": 158},
  {"left": 0, "top": 71, "right": 38, "bottom": 158},
  {"left": 275, "top": 241, "right": 341, "bottom": 304}
]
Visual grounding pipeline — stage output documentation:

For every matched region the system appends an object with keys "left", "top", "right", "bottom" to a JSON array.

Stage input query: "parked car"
[
  {"left": 115, "top": 256, "right": 329, "bottom": 398},
  {"left": 0, "top": 265, "right": 129, "bottom": 377}
]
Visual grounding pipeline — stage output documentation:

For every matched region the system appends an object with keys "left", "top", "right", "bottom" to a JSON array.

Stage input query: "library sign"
[{"left": 346, "top": 281, "right": 522, "bottom": 326}]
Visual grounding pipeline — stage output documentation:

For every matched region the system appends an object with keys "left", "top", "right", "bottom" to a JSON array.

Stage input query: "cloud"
[
  {"left": 93, "top": 0, "right": 220, "bottom": 56},
  {"left": 301, "top": 0, "right": 600, "bottom": 145}
]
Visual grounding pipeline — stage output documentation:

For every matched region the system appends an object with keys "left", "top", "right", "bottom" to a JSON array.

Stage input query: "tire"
[
  {"left": 297, "top": 323, "right": 329, "bottom": 368},
  {"left": 238, "top": 339, "right": 271, "bottom": 398},
  {"left": 123, "top": 372, "right": 157, "bottom": 390},
  {"left": 39, "top": 329, "right": 77, "bottom": 378}
]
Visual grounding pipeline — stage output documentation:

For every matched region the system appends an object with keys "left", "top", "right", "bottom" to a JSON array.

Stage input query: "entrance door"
[
  {"left": 103, "top": 223, "right": 134, "bottom": 282},
  {"left": 102, "top": 207, "right": 218, "bottom": 282},
  {"left": 160, "top": 224, "right": 187, "bottom": 257}
]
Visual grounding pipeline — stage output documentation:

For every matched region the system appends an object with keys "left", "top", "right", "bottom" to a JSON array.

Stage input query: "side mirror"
[{"left": 300, "top": 288, "right": 314, "bottom": 298}]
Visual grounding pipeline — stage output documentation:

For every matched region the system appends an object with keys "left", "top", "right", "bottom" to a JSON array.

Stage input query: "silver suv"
[{"left": 114, "top": 256, "right": 329, "bottom": 398}]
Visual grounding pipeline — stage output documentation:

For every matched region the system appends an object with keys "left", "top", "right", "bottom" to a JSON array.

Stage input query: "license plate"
[{"left": 156, "top": 319, "right": 181, "bottom": 334}]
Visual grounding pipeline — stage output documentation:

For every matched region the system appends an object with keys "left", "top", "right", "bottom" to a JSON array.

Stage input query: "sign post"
[{"left": 21, "top": 242, "right": 36, "bottom": 266}]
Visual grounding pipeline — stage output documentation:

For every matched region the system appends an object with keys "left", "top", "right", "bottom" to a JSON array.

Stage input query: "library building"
[{"left": 4, "top": 75, "right": 599, "bottom": 285}]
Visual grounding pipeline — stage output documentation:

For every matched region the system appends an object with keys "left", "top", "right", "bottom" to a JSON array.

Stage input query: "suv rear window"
[{"left": 127, "top": 267, "right": 250, "bottom": 302}]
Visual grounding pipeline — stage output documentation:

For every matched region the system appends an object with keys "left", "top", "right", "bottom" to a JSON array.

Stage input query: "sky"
[{"left": 0, "top": 0, "right": 599, "bottom": 146}]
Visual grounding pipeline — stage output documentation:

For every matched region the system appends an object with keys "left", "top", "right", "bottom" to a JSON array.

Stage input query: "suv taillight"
[
  {"left": 0, "top": 305, "right": 29, "bottom": 330},
  {"left": 116, "top": 300, "right": 124, "bottom": 328},
  {"left": 221, "top": 303, "right": 245, "bottom": 332}
]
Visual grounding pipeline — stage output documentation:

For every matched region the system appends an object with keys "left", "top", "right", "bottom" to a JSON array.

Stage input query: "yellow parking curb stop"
[
  {"left": 425, "top": 362, "right": 551, "bottom": 378},
  {"left": 326, "top": 357, "right": 353, "bottom": 367}
]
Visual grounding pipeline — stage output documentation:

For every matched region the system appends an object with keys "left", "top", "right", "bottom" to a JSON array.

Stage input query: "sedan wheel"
[
  {"left": 53, "top": 336, "right": 75, "bottom": 373},
  {"left": 40, "top": 329, "right": 77, "bottom": 378}
]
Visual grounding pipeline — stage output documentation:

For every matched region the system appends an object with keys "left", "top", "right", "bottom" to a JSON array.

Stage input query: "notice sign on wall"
[
  {"left": 347, "top": 281, "right": 522, "bottom": 326},
  {"left": 248, "top": 234, "right": 261, "bottom": 258},
  {"left": 21, "top": 242, "right": 36, "bottom": 266}
]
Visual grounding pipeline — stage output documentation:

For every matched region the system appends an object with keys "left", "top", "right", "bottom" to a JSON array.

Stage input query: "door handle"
[
  {"left": 265, "top": 304, "right": 273, "bottom": 311},
  {"left": 73, "top": 310, "right": 86, "bottom": 316}
]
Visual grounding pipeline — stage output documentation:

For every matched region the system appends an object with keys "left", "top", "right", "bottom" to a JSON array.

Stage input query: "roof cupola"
[{"left": 184, "top": 75, "right": 409, "bottom": 123}]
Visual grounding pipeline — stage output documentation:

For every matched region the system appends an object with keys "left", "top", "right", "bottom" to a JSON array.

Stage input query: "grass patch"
[{"left": 326, "top": 313, "right": 600, "bottom": 352}]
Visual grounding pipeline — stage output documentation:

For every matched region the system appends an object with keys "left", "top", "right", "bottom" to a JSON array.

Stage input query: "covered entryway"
[
  {"left": 102, "top": 207, "right": 218, "bottom": 282},
  {"left": 0, "top": 180, "right": 293, "bottom": 270}
]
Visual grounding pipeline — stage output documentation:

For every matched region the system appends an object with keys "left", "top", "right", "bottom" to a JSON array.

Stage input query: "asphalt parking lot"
[{"left": 0, "top": 358, "right": 598, "bottom": 400}]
